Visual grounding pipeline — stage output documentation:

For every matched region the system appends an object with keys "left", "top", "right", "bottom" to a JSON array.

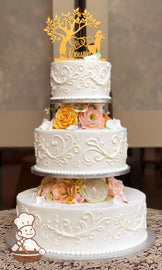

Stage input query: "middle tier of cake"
[{"left": 34, "top": 126, "right": 128, "bottom": 176}]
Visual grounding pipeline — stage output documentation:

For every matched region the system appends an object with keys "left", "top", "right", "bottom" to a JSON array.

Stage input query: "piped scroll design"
[
  {"left": 112, "top": 202, "right": 146, "bottom": 240},
  {"left": 83, "top": 132, "right": 127, "bottom": 166},
  {"left": 34, "top": 132, "right": 80, "bottom": 167},
  {"left": 51, "top": 62, "right": 110, "bottom": 95},
  {"left": 40, "top": 211, "right": 110, "bottom": 246},
  {"left": 17, "top": 202, "right": 146, "bottom": 246}
]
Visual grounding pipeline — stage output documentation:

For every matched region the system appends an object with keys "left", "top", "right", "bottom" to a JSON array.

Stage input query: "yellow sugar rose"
[{"left": 53, "top": 106, "right": 78, "bottom": 129}]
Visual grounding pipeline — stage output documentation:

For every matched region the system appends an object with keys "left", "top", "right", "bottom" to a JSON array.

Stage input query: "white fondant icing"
[
  {"left": 50, "top": 60, "right": 111, "bottom": 100},
  {"left": 34, "top": 132, "right": 81, "bottom": 168},
  {"left": 17, "top": 187, "right": 147, "bottom": 255},
  {"left": 34, "top": 127, "right": 128, "bottom": 174}
]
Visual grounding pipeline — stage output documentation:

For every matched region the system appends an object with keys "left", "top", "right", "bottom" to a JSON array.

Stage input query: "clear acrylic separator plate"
[{"left": 50, "top": 98, "right": 112, "bottom": 104}]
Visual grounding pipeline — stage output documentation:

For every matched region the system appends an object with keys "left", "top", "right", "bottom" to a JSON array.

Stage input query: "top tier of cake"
[{"left": 50, "top": 60, "right": 111, "bottom": 101}]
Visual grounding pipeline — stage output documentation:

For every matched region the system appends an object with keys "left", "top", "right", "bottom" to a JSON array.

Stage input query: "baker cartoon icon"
[{"left": 11, "top": 212, "right": 45, "bottom": 262}]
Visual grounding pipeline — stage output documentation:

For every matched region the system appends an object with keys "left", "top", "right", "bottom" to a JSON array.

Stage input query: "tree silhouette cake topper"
[{"left": 44, "top": 8, "right": 105, "bottom": 60}]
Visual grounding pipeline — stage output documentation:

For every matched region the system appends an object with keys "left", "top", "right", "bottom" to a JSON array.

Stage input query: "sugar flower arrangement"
[
  {"left": 35, "top": 178, "right": 83, "bottom": 205},
  {"left": 41, "top": 104, "right": 114, "bottom": 130},
  {"left": 34, "top": 177, "right": 127, "bottom": 205},
  {"left": 107, "top": 177, "right": 128, "bottom": 204}
]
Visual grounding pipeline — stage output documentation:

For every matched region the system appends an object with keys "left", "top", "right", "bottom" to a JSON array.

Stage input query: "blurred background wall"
[
  {"left": 110, "top": 0, "right": 162, "bottom": 111},
  {"left": 0, "top": 0, "right": 52, "bottom": 147},
  {"left": 109, "top": 0, "right": 162, "bottom": 147}
]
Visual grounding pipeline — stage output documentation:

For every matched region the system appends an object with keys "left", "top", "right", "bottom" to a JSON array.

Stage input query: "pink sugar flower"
[
  {"left": 52, "top": 179, "right": 76, "bottom": 204},
  {"left": 107, "top": 177, "right": 124, "bottom": 198},
  {"left": 74, "top": 193, "right": 84, "bottom": 204},
  {"left": 37, "top": 188, "right": 42, "bottom": 197},
  {"left": 79, "top": 107, "right": 105, "bottom": 129},
  {"left": 41, "top": 182, "right": 54, "bottom": 198}
]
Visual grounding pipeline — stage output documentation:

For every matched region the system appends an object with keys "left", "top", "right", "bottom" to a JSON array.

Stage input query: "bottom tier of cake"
[{"left": 16, "top": 187, "right": 147, "bottom": 256}]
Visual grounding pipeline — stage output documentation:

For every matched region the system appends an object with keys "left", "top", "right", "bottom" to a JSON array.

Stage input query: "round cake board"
[
  {"left": 5, "top": 227, "right": 155, "bottom": 261},
  {"left": 31, "top": 165, "right": 130, "bottom": 179}
]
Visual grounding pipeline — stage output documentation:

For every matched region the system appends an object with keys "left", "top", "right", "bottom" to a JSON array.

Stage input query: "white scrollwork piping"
[
  {"left": 112, "top": 202, "right": 146, "bottom": 240},
  {"left": 34, "top": 132, "right": 81, "bottom": 167},
  {"left": 83, "top": 132, "right": 126, "bottom": 166},
  {"left": 41, "top": 211, "right": 110, "bottom": 245},
  {"left": 50, "top": 62, "right": 111, "bottom": 95}
]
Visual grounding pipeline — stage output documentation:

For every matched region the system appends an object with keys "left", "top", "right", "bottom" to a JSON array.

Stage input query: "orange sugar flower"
[
  {"left": 52, "top": 179, "right": 76, "bottom": 204},
  {"left": 53, "top": 106, "right": 78, "bottom": 129},
  {"left": 103, "top": 112, "right": 112, "bottom": 127}
]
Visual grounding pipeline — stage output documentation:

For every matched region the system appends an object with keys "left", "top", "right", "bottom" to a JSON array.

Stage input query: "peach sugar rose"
[
  {"left": 53, "top": 106, "right": 78, "bottom": 129},
  {"left": 79, "top": 107, "right": 105, "bottom": 129},
  {"left": 107, "top": 177, "right": 124, "bottom": 197},
  {"left": 52, "top": 179, "right": 76, "bottom": 204}
]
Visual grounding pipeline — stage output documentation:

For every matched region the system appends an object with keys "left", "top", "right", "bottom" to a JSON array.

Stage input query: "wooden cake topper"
[{"left": 44, "top": 8, "right": 105, "bottom": 60}]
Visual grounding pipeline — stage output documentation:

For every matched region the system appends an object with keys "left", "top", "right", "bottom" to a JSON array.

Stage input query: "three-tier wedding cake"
[{"left": 16, "top": 8, "right": 147, "bottom": 259}]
